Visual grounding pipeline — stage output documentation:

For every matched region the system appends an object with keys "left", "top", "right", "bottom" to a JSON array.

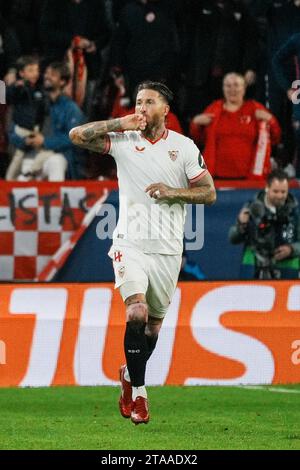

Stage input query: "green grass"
[{"left": 0, "top": 385, "right": 300, "bottom": 450}]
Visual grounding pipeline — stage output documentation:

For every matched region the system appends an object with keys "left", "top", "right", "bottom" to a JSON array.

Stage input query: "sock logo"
[{"left": 128, "top": 349, "right": 140, "bottom": 353}]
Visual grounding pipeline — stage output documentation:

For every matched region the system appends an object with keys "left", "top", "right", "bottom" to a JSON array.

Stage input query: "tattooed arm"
[
  {"left": 69, "top": 114, "right": 147, "bottom": 153},
  {"left": 146, "top": 172, "right": 216, "bottom": 205}
]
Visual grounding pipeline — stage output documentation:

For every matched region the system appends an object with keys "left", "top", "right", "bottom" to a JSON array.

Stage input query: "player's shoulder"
[
  {"left": 123, "top": 130, "right": 141, "bottom": 141},
  {"left": 167, "top": 129, "right": 196, "bottom": 147},
  {"left": 109, "top": 130, "right": 141, "bottom": 143}
]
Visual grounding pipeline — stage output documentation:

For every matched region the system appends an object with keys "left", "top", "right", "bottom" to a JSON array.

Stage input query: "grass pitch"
[{"left": 0, "top": 385, "right": 300, "bottom": 450}]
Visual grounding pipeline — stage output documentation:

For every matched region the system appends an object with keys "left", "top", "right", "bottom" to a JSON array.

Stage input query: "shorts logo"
[
  {"left": 135, "top": 146, "right": 145, "bottom": 152},
  {"left": 168, "top": 150, "right": 178, "bottom": 161},
  {"left": 118, "top": 266, "right": 125, "bottom": 278}
]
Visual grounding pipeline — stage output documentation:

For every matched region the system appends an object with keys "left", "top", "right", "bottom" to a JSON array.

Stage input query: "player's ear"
[{"left": 164, "top": 105, "right": 170, "bottom": 116}]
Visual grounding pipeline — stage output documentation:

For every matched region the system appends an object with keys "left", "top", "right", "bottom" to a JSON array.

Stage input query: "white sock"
[
  {"left": 132, "top": 386, "right": 147, "bottom": 401},
  {"left": 124, "top": 366, "right": 131, "bottom": 382}
]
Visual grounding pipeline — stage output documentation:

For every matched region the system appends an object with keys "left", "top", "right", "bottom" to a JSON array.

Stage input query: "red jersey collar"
[{"left": 142, "top": 128, "right": 169, "bottom": 144}]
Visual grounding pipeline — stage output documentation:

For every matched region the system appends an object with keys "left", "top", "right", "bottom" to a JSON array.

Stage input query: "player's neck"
[{"left": 142, "top": 124, "right": 166, "bottom": 142}]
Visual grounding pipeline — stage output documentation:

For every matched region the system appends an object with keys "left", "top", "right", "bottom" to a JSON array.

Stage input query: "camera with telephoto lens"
[{"left": 247, "top": 200, "right": 279, "bottom": 279}]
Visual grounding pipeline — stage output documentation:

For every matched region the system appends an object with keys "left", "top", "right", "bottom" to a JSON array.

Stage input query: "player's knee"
[
  {"left": 145, "top": 319, "right": 162, "bottom": 337},
  {"left": 126, "top": 302, "right": 148, "bottom": 323}
]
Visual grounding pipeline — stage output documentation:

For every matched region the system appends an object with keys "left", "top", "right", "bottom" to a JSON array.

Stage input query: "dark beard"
[{"left": 43, "top": 84, "right": 55, "bottom": 92}]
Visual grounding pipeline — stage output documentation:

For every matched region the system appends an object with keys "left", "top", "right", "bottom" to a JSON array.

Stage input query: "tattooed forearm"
[
  {"left": 82, "top": 119, "right": 122, "bottom": 141},
  {"left": 82, "top": 128, "right": 97, "bottom": 140},
  {"left": 78, "top": 119, "right": 122, "bottom": 142},
  {"left": 170, "top": 173, "right": 216, "bottom": 205},
  {"left": 171, "top": 185, "right": 216, "bottom": 205},
  {"left": 69, "top": 118, "right": 122, "bottom": 153}
]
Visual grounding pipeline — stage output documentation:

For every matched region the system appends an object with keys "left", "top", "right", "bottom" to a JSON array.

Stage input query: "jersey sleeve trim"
[
  {"left": 189, "top": 169, "right": 208, "bottom": 183},
  {"left": 103, "top": 135, "right": 111, "bottom": 154}
]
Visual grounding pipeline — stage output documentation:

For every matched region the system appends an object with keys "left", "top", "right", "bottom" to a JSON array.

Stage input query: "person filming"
[{"left": 229, "top": 169, "right": 300, "bottom": 279}]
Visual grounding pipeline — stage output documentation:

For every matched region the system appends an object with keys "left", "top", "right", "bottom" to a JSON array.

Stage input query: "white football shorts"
[{"left": 108, "top": 245, "right": 181, "bottom": 319}]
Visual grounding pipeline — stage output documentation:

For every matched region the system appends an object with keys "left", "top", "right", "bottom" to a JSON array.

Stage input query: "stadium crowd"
[{"left": 0, "top": 0, "right": 299, "bottom": 181}]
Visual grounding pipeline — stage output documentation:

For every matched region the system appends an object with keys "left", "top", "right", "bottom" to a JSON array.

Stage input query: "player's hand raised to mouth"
[{"left": 121, "top": 113, "right": 147, "bottom": 131}]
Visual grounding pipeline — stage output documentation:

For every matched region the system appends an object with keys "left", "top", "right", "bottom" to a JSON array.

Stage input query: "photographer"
[{"left": 229, "top": 169, "right": 300, "bottom": 279}]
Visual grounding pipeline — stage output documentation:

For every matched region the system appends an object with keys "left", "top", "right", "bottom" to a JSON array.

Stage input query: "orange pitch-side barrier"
[{"left": 0, "top": 281, "right": 300, "bottom": 387}]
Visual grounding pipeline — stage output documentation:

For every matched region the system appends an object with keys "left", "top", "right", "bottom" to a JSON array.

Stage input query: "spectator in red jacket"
[{"left": 189, "top": 72, "right": 281, "bottom": 179}]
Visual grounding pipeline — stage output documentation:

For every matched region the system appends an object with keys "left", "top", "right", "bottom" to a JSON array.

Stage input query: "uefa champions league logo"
[{"left": 0, "top": 80, "right": 5, "bottom": 104}]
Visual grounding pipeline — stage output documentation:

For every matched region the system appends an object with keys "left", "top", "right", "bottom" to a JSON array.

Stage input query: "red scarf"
[
  {"left": 251, "top": 120, "right": 271, "bottom": 179},
  {"left": 65, "top": 36, "right": 88, "bottom": 107}
]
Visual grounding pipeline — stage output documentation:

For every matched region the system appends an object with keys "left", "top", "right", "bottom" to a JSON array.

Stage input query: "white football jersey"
[{"left": 105, "top": 129, "right": 207, "bottom": 254}]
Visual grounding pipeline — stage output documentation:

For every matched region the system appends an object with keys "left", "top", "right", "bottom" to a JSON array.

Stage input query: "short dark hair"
[
  {"left": 16, "top": 55, "right": 39, "bottom": 72},
  {"left": 137, "top": 81, "right": 174, "bottom": 104},
  {"left": 48, "top": 61, "right": 71, "bottom": 84},
  {"left": 267, "top": 169, "right": 289, "bottom": 186}
]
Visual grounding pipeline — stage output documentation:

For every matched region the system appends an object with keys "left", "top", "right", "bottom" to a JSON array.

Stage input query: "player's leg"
[
  {"left": 121, "top": 296, "right": 163, "bottom": 425},
  {"left": 124, "top": 293, "right": 149, "bottom": 392},
  {"left": 119, "top": 282, "right": 149, "bottom": 424},
  {"left": 145, "top": 315, "right": 163, "bottom": 360},
  {"left": 122, "top": 308, "right": 164, "bottom": 425},
  {"left": 108, "top": 246, "right": 150, "bottom": 422},
  {"left": 145, "top": 252, "right": 181, "bottom": 368}
]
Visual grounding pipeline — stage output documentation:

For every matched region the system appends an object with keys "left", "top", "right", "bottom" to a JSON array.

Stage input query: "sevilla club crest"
[
  {"left": 118, "top": 266, "right": 125, "bottom": 278},
  {"left": 168, "top": 150, "right": 178, "bottom": 161}
]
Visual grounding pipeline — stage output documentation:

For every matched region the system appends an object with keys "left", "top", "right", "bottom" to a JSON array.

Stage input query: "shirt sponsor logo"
[{"left": 135, "top": 146, "right": 145, "bottom": 152}]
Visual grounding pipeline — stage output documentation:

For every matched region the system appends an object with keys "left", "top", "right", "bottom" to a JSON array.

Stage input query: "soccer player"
[{"left": 69, "top": 81, "right": 216, "bottom": 425}]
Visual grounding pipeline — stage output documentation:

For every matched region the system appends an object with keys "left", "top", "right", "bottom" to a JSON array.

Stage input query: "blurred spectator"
[
  {"left": 250, "top": 1, "right": 300, "bottom": 171},
  {"left": 228, "top": 169, "right": 300, "bottom": 279},
  {"left": 109, "top": 0, "right": 183, "bottom": 109},
  {"left": 0, "top": 1, "right": 13, "bottom": 20},
  {"left": 0, "top": 11, "right": 21, "bottom": 81},
  {"left": 273, "top": 32, "right": 300, "bottom": 178},
  {"left": 0, "top": 103, "right": 8, "bottom": 177},
  {"left": 190, "top": 73, "right": 281, "bottom": 179},
  {"left": 183, "top": 0, "right": 258, "bottom": 123},
  {"left": 9, "top": 0, "right": 46, "bottom": 56},
  {"left": 109, "top": 0, "right": 133, "bottom": 24},
  {"left": 7, "top": 62, "right": 85, "bottom": 181},
  {"left": 39, "top": 0, "right": 111, "bottom": 113},
  {"left": 6, "top": 55, "right": 45, "bottom": 180}
]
